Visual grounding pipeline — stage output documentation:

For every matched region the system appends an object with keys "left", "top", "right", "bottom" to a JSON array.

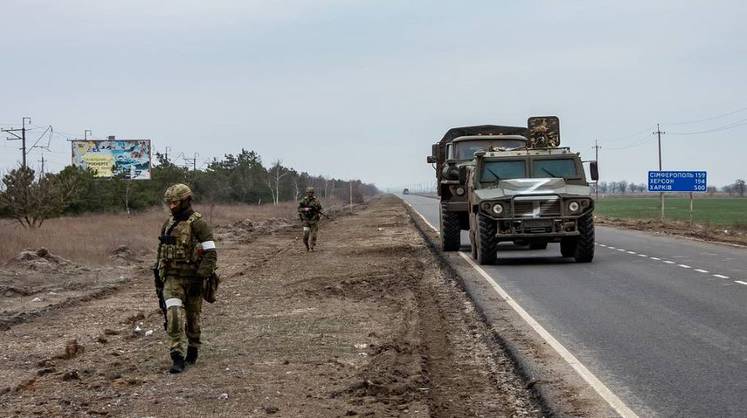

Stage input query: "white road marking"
[
  {"left": 596, "top": 244, "right": 736, "bottom": 288},
  {"left": 457, "top": 252, "right": 638, "bottom": 417},
  {"left": 402, "top": 198, "right": 639, "bottom": 418},
  {"left": 713, "top": 274, "right": 730, "bottom": 279}
]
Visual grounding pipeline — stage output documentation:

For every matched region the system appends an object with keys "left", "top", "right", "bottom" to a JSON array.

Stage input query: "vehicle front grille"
[{"left": 513, "top": 198, "right": 561, "bottom": 217}]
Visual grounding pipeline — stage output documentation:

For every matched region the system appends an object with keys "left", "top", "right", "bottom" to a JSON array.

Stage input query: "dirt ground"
[
  {"left": 0, "top": 195, "right": 543, "bottom": 417},
  {"left": 596, "top": 216, "right": 747, "bottom": 247}
]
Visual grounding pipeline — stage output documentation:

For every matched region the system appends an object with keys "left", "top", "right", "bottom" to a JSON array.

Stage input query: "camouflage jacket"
[
  {"left": 157, "top": 211, "right": 218, "bottom": 279},
  {"left": 298, "top": 196, "right": 322, "bottom": 223}
]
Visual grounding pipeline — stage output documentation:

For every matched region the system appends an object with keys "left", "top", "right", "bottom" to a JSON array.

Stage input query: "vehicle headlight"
[
  {"left": 568, "top": 201, "right": 580, "bottom": 213},
  {"left": 456, "top": 186, "right": 465, "bottom": 196},
  {"left": 492, "top": 203, "right": 504, "bottom": 215}
]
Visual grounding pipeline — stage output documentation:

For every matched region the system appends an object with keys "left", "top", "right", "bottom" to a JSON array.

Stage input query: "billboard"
[{"left": 71, "top": 139, "right": 151, "bottom": 180}]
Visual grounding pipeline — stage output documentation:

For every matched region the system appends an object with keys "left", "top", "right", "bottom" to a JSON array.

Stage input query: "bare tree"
[
  {"left": 735, "top": 179, "right": 746, "bottom": 197},
  {"left": 619, "top": 180, "right": 629, "bottom": 194},
  {"left": 264, "top": 160, "right": 289, "bottom": 205}
]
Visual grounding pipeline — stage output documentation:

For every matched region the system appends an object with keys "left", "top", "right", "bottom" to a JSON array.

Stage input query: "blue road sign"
[{"left": 648, "top": 171, "right": 707, "bottom": 192}]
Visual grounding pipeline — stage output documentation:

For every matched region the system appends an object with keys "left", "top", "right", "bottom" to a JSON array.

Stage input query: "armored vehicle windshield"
[{"left": 478, "top": 156, "right": 583, "bottom": 183}]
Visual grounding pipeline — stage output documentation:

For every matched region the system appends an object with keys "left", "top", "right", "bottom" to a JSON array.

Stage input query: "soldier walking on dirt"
[
  {"left": 155, "top": 184, "right": 218, "bottom": 373},
  {"left": 298, "top": 186, "right": 323, "bottom": 251}
]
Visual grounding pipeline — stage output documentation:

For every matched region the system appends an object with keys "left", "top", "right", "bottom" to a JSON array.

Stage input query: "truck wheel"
[
  {"left": 573, "top": 213, "right": 595, "bottom": 263},
  {"left": 560, "top": 238, "right": 576, "bottom": 257},
  {"left": 440, "top": 203, "right": 461, "bottom": 251},
  {"left": 529, "top": 240, "right": 548, "bottom": 250},
  {"left": 477, "top": 213, "right": 498, "bottom": 265}
]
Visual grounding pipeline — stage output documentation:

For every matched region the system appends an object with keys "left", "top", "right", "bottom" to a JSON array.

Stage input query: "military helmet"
[
  {"left": 305, "top": 186, "right": 315, "bottom": 194},
  {"left": 164, "top": 183, "right": 192, "bottom": 203}
]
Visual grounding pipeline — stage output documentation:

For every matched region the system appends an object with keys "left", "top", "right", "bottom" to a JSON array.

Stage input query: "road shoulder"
[{"left": 401, "top": 196, "right": 621, "bottom": 418}]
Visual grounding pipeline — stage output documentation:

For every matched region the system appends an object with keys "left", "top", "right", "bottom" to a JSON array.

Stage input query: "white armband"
[{"left": 201, "top": 241, "right": 216, "bottom": 250}]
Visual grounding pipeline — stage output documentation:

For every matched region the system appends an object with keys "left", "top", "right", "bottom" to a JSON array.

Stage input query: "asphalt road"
[{"left": 401, "top": 193, "right": 747, "bottom": 418}]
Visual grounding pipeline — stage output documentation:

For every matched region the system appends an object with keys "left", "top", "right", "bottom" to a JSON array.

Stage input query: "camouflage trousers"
[
  {"left": 162, "top": 275, "right": 204, "bottom": 356},
  {"left": 303, "top": 222, "right": 319, "bottom": 249}
]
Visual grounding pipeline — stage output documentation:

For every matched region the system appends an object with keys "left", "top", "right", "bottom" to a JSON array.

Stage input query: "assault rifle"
[{"left": 152, "top": 267, "right": 168, "bottom": 331}]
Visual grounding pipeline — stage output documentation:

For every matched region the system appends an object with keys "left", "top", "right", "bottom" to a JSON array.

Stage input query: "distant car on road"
[{"left": 403, "top": 188, "right": 410, "bottom": 195}]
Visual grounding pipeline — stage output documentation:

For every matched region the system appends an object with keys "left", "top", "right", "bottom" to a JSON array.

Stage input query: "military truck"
[
  {"left": 461, "top": 121, "right": 599, "bottom": 264},
  {"left": 427, "top": 125, "right": 529, "bottom": 251}
]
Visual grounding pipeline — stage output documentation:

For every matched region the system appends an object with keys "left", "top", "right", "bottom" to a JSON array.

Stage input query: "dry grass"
[{"left": 0, "top": 202, "right": 304, "bottom": 265}]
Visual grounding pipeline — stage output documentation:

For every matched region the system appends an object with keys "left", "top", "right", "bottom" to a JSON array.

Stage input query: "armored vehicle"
[
  {"left": 462, "top": 120, "right": 599, "bottom": 264},
  {"left": 427, "top": 125, "right": 529, "bottom": 251}
]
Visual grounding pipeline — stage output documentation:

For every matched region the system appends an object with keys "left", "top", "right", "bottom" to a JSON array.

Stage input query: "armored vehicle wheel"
[
  {"left": 440, "top": 203, "right": 461, "bottom": 251},
  {"left": 529, "top": 240, "right": 548, "bottom": 250},
  {"left": 573, "top": 213, "right": 595, "bottom": 263},
  {"left": 476, "top": 213, "right": 497, "bottom": 265},
  {"left": 560, "top": 237, "right": 576, "bottom": 257}
]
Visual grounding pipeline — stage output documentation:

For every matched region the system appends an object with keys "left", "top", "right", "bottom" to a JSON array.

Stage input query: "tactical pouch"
[
  {"left": 203, "top": 272, "right": 220, "bottom": 303},
  {"left": 161, "top": 244, "right": 177, "bottom": 261}
]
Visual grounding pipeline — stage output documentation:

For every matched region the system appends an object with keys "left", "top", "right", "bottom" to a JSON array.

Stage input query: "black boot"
[
  {"left": 169, "top": 351, "right": 185, "bottom": 374},
  {"left": 186, "top": 346, "right": 198, "bottom": 365}
]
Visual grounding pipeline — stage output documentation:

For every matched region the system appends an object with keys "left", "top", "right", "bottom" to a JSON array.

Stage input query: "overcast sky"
[{"left": 1, "top": 0, "right": 745, "bottom": 189}]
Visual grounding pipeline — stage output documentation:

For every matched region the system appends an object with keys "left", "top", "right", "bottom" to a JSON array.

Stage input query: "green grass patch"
[{"left": 595, "top": 198, "right": 747, "bottom": 227}]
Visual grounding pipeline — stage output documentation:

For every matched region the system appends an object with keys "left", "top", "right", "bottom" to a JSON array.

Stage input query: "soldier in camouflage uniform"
[
  {"left": 298, "top": 186, "right": 323, "bottom": 251},
  {"left": 156, "top": 184, "right": 218, "bottom": 373}
]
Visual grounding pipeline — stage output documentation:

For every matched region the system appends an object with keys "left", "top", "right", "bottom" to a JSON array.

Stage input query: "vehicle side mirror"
[
  {"left": 458, "top": 166, "right": 468, "bottom": 184},
  {"left": 428, "top": 143, "right": 439, "bottom": 164},
  {"left": 589, "top": 161, "right": 599, "bottom": 181}
]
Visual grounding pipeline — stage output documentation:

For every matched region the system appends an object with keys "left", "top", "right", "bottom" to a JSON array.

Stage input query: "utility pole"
[
  {"left": 592, "top": 139, "right": 601, "bottom": 200},
  {"left": 653, "top": 124, "right": 666, "bottom": 222},
  {"left": 39, "top": 154, "right": 46, "bottom": 175},
  {"left": 165, "top": 146, "right": 171, "bottom": 163},
  {"left": 182, "top": 152, "right": 198, "bottom": 171},
  {"left": 84, "top": 130, "right": 92, "bottom": 140},
  {"left": 2, "top": 116, "right": 31, "bottom": 168}
]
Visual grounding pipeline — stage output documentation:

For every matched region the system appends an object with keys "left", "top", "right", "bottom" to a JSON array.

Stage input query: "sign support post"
[{"left": 689, "top": 192, "right": 694, "bottom": 227}]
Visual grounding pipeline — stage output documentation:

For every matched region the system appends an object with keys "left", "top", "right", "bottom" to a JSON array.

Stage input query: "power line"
[
  {"left": 668, "top": 117, "right": 747, "bottom": 135},
  {"left": 605, "top": 135, "right": 652, "bottom": 150},
  {"left": 667, "top": 106, "right": 747, "bottom": 126},
  {"left": 602, "top": 126, "right": 657, "bottom": 143}
]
